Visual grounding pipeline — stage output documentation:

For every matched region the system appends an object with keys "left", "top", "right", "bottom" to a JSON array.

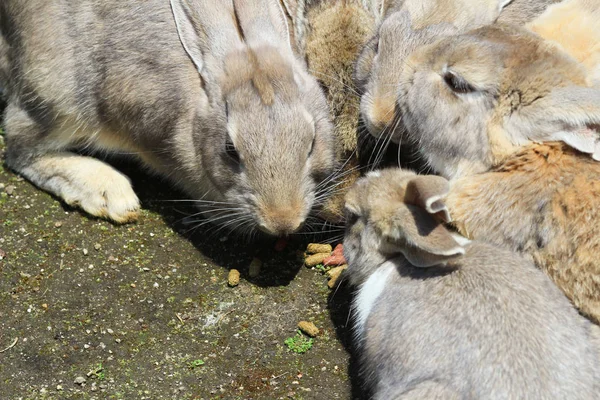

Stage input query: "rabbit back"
[
  {"left": 2, "top": 0, "right": 201, "bottom": 157},
  {"left": 359, "top": 242, "right": 599, "bottom": 398}
]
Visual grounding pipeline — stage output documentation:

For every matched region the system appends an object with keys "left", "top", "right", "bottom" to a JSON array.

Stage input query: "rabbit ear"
[
  {"left": 376, "top": 174, "right": 464, "bottom": 268},
  {"left": 404, "top": 175, "right": 452, "bottom": 223},
  {"left": 507, "top": 86, "right": 600, "bottom": 161},
  {"left": 234, "top": 0, "right": 293, "bottom": 54},
  {"left": 170, "top": 0, "right": 243, "bottom": 73},
  {"left": 497, "top": 0, "right": 515, "bottom": 12},
  {"left": 384, "top": 205, "right": 465, "bottom": 268}
]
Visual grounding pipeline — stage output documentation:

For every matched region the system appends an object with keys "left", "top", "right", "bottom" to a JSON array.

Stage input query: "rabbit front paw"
[{"left": 20, "top": 153, "right": 140, "bottom": 223}]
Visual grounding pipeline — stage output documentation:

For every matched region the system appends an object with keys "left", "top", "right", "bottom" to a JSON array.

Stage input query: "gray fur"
[
  {"left": 0, "top": 0, "right": 334, "bottom": 233},
  {"left": 355, "top": 0, "right": 558, "bottom": 141},
  {"left": 343, "top": 169, "right": 600, "bottom": 399}
]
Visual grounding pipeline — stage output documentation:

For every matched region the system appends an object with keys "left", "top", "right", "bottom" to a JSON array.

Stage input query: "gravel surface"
[{"left": 0, "top": 121, "right": 364, "bottom": 399}]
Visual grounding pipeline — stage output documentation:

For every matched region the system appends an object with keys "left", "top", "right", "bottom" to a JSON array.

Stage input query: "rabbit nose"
[
  {"left": 259, "top": 208, "right": 304, "bottom": 236},
  {"left": 367, "top": 96, "right": 396, "bottom": 135}
]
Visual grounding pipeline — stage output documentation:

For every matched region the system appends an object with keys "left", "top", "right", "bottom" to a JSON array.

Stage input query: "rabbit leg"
[
  {"left": 377, "top": 381, "right": 462, "bottom": 400},
  {"left": 3, "top": 103, "right": 140, "bottom": 223}
]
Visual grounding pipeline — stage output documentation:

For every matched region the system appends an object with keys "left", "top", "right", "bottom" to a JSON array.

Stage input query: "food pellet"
[
  {"left": 305, "top": 252, "right": 329, "bottom": 267},
  {"left": 327, "top": 265, "right": 347, "bottom": 289},
  {"left": 324, "top": 253, "right": 346, "bottom": 266},
  {"left": 298, "top": 321, "right": 319, "bottom": 337},
  {"left": 249, "top": 258, "right": 262, "bottom": 278},
  {"left": 228, "top": 269, "right": 240, "bottom": 287},
  {"left": 306, "top": 243, "right": 333, "bottom": 255}
]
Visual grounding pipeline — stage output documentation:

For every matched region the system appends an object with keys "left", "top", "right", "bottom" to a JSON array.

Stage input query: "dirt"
[{"left": 0, "top": 119, "right": 364, "bottom": 399}]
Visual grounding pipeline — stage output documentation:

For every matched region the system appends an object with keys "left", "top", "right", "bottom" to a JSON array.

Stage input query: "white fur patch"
[
  {"left": 451, "top": 232, "right": 472, "bottom": 246},
  {"left": 354, "top": 263, "right": 394, "bottom": 337}
]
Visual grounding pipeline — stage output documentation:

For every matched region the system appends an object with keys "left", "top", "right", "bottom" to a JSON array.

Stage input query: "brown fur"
[
  {"left": 447, "top": 143, "right": 600, "bottom": 323},
  {"left": 291, "top": 0, "right": 375, "bottom": 222}
]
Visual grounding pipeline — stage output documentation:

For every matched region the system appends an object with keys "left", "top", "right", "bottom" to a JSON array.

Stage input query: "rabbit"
[
  {"left": 526, "top": 0, "right": 600, "bottom": 86},
  {"left": 394, "top": 11, "right": 600, "bottom": 321},
  {"left": 343, "top": 168, "right": 600, "bottom": 399},
  {"left": 355, "top": 0, "right": 558, "bottom": 141},
  {"left": 278, "top": 0, "right": 376, "bottom": 223},
  {"left": 0, "top": 0, "right": 335, "bottom": 236}
]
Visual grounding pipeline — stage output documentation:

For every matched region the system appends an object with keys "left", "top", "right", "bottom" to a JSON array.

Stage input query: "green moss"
[{"left": 284, "top": 330, "right": 314, "bottom": 354}]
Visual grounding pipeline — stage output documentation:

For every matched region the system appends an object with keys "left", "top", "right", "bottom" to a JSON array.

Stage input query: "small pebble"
[
  {"left": 298, "top": 321, "right": 319, "bottom": 337},
  {"left": 305, "top": 253, "right": 329, "bottom": 267},
  {"left": 94, "top": 243, "right": 101, "bottom": 251},
  {"left": 228, "top": 269, "right": 240, "bottom": 287},
  {"left": 248, "top": 258, "right": 262, "bottom": 278},
  {"left": 54, "top": 222, "right": 63, "bottom": 228},
  {"left": 306, "top": 243, "right": 332, "bottom": 254},
  {"left": 74, "top": 377, "right": 86, "bottom": 385},
  {"left": 5, "top": 185, "right": 15, "bottom": 196},
  {"left": 82, "top": 248, "right": 89, "bottom": 256}
]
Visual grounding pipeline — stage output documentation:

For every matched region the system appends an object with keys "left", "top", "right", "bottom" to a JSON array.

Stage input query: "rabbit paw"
[{"left": 23, "top": 153, "right": 140, "bottom": 223}]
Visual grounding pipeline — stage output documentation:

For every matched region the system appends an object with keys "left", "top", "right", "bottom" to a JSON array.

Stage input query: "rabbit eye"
[
  {"left": 443, "top": 70, "right": 476, "bottom": 94},
  {"left": 225, "top": 137, "right": 241, "bottom": 165}
]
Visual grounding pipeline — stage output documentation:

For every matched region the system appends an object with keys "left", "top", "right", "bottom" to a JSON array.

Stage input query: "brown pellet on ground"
[
  {"left": 298, "top": 321, "right": 319, "bottom": 338},
  {"left": 306, "top": 243, "right": 333, "bottom": 255},
  {"left": 305, "top": 252, "right": 329, "bottom": 267},
  {"left": 327, "top": 265, "right": 348, "bottom": 289},
  {"left": 249, "top": 258, "right": 262, "bottom": 278},
  {"left": 228, "top": 269, "right": 240, "bottom": 287}
]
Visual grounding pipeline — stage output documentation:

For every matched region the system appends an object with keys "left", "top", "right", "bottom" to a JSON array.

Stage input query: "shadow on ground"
[{"left": 0, "top": 140, "right": 358, "bottom": 399}]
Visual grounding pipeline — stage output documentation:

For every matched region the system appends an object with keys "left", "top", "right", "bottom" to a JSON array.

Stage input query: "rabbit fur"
[
  {"left": 280, "top": 0, "right": 376, "bottom": 223},
  {"left": 355, "top": 0, "right": 559, "bottom": 140},
  {"left": 395, "top": 12, "right": 600, "bottom": 321},
  {"left": 343, "top": 168, "right": 600, "bottom": 399},
  {"left": 0, "top": 0, "right": 335, "bottom": 235}
]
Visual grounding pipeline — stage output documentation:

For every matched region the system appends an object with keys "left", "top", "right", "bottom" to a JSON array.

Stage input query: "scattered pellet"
[
  {"left": 305, "top": 253, "right": 329, "bottom": 267},
  {"left": 327, "top": 265, "right": 347, "bottom": 289},
  {"left": 306, "top": 243, "right": 332, "bottom": 255},
  {"left": 298, "top": 321, "right": 319, "bottom": 338},
  {"left": 228, "top": 269, "right": 240, "bottom": 287},
  {"left": 324, "top": 253, "right": 346, "bottom": 266},
  {"left": 249, "top": 258, "right": 262, "bottom": 278}
]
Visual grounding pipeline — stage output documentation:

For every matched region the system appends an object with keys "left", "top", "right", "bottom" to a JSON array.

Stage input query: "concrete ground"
[{"left": 0, "top": 119, "right": 365, "bottom": 399}]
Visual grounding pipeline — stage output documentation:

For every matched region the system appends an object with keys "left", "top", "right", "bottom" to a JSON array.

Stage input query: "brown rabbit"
[
  {"left": 343, "top": 168, "right": 600, "bottom": 399},
  {"left": 281, "top": 0, "right": 376, "bottom": 223},
  {"left": 355, "top": 0, "right": 559, "bottom": 141},
  {"left": 396, "top": 3, "right": 600, "bottom": 322}
]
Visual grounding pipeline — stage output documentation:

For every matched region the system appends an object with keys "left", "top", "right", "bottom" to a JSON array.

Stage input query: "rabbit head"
[
  {"left": 355, "top": 0, "right": 514, "bottom": 140},
  {"left": 397, "top": 23, "right": 600, "bottom": 179},
  {"left": 171, "top": 0, "right": 334, "bottom": 236},
  {"left": 343, "top": 169, "right": 465, "bottom": 285}
]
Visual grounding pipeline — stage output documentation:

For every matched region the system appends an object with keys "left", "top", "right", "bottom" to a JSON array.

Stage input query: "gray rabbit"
[
  {"left": 0, "top": 0, "right": 335, "bottom": 235},
  {"left": 355, "top": 0, "right": 559, "bottom": 140},
  {"left": 343, "top": 168, "right": 600, "bottom": 399}
]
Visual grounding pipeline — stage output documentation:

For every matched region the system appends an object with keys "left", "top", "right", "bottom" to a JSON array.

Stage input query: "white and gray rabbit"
[
  {"left": 343, "top": 168, "right": 600, "bottom": 399},
  {"left": 0, "top": 0, "right": 335, "bottom": 235}
]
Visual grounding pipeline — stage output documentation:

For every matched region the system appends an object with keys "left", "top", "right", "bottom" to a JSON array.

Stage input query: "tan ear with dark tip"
[
  {"left": 404, "top": 175, "right": 452, "bottom": 223},
  {"left": 383, "top": 204, "right": 464, "bottom": 268}
]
